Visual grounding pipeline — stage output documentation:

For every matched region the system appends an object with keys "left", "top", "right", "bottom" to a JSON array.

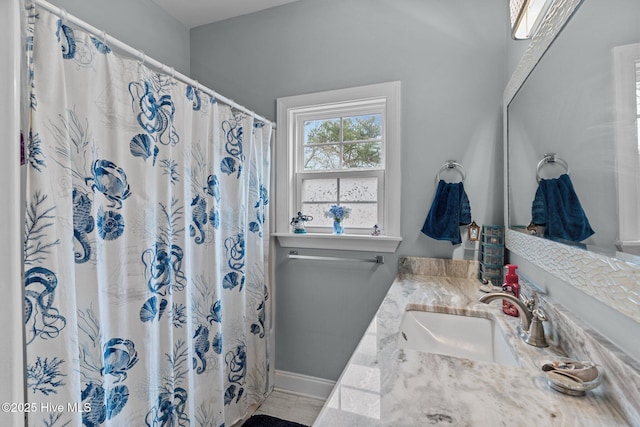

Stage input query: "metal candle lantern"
[{"left": 468, "top": 220, "right": 480, "bottom": 241}]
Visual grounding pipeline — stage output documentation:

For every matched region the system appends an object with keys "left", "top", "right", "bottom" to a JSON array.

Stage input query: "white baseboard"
[{"left": 274, "top": 370, "right": 335, "bottom": 400}]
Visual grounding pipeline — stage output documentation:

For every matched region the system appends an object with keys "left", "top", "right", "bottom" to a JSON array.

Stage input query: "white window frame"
[
  {"left": 295, "top": 101, "right": 385, "bottom": 234},
  {"left": 274, "top": 82, "right": 402, "bottom": 252}
]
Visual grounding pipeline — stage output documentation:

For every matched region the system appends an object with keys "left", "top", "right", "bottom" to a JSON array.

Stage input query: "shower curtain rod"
[{"left": 32, "top": 0, "right": 274, "bottom": 127}]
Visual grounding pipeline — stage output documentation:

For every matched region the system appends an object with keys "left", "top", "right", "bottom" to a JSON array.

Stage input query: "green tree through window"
[{"left": 304, "top": 115, "right": 382, "bottom": 170}]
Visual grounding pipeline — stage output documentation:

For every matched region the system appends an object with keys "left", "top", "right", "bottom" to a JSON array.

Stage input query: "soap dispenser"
[{"left": 502, "top": 264, "right": 520, "bottom": 317}]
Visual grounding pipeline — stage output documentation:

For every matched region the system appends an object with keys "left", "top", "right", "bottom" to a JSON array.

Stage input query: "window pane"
[
  {"left": 300, "top": 203, "right": 334, "bottom": 226},
  {"left": 304, "top": 145, "right": 340, "bottom": 170},
  {"left": 305, "top": 118, "right": 340, "bottom": 144},
  {"left": 343, "top": 142, "right": 382, "bottom": 168},
  {"left": 342, "top": 114, "right": 382, "bottom": 141},
  {"left": 340, "top": 203, "right": 378, "bottom": 228},
  {"left": 340, "top": 177, "right": 377, "bottom": 202},
  {"left": 302, "top": 179, "right": 338, "bottom": 202}
]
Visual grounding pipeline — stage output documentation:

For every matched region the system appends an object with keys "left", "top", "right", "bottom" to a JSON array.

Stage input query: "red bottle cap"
[{"left": 504, "top": 264, "right": 518, "bottom": 284}]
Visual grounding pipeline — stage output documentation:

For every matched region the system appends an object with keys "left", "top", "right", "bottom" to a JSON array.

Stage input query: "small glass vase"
[{"left": 333, "top": 220, "right": 344, "bottom": 235}]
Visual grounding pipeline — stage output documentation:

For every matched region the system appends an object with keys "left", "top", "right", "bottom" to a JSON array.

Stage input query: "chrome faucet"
[{"left": 479, "top": 292, "right": 549, "bottom": 348}]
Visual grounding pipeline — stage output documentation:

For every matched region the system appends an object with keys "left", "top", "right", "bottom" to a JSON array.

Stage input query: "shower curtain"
[{"left": 23, "top": 5, "right": 272, "bottom": 426}]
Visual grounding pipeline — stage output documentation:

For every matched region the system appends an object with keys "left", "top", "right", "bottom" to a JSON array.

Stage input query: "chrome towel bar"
[{"left": 288, "top": 251, "right": 384, "bottom": 264}]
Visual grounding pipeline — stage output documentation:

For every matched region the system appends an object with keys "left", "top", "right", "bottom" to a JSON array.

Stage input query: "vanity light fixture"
[{"left": 510, "top": 0, "right": 556, "bottom": 40}]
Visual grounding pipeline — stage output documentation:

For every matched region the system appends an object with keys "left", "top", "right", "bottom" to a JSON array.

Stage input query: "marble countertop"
[{"left": 313, "top": 257, "right": 639, "bottom": 426}]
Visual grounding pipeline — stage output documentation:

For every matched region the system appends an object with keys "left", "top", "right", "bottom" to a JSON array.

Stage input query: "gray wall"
[
  {"left": 508, "top": 38, "right": 530, "bottom": 79},
  {"left": 50, "top": 0, "right": 190, "bottom": 74},
  {"left": 191, "top": 0, "right": 507, "bottom": 380}
]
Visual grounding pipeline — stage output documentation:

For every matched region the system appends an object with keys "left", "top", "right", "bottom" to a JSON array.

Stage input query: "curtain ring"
[
  {"left": 101, "top": 31, "right": 107, "bottom": 46},
  {"left": 195, "top": 80, "right": 200, "bottom": 92},
  {"left": 170, "top": 67, "right": 176, "bottom": 81},
  {"left": 60, "top": 8, "right": 68, "bottom": 23},
  {"left": 138, "top": 49, "right": 145, "bottom": 66}
]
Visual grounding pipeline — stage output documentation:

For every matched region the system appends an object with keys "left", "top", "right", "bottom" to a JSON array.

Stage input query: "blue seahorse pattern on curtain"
[{"left": 23, "top": 5, "right": 272, "bottom": 426}]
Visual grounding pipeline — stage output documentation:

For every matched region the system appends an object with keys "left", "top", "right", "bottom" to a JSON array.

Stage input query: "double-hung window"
[{"left": 275, "top": 82, "right": 402, "bottom": 252}]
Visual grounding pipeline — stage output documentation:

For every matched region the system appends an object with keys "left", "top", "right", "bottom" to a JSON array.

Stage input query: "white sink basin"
[{"left": 397, "top": 310, "right": 518, "bottom": 367}]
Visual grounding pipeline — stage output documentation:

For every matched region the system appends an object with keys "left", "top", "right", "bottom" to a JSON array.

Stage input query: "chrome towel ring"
[
  {"left": 435, "top": 160, "right": 466, "bottom": 185},
  {"left": 536, "top": 153, "right": 569, "bottom": 182}
]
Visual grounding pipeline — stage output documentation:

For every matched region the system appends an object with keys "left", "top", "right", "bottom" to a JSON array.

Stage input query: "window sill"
[{"left": 272, "top": 232, "right": 402, "bottom": 253}]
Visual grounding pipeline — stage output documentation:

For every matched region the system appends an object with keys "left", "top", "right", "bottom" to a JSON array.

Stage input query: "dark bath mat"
[{"left": 242, "top": 414, "right": 309, "bottom": 427}]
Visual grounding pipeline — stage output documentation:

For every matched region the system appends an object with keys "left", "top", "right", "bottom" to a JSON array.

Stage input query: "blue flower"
[
  {"left": 324, "top": 204, "right": 351, "bottom": 222},
  {"left": 97, "top": 208, "right": 124, "bottom": 240}
]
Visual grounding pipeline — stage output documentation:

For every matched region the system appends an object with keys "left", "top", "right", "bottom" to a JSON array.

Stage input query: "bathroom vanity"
[{"left": 313, "top": 257, "right": 640, "bottom": 426}]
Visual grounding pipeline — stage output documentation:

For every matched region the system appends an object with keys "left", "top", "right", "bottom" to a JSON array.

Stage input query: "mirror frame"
[{"left": 504, "top": 0, "right": 640, "bottom": 323}]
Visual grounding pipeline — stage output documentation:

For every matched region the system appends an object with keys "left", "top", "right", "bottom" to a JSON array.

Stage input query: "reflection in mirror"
[{"left": 507, "top": 0, "right": 640, "bottom": 263}]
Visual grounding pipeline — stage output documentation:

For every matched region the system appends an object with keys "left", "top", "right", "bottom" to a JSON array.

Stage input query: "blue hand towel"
[
  {"left": 531, "top": 173, "right": 594, "bottom": 242},
  {"left": 421, "top": 180, "right": 471, "bottom": 245}
]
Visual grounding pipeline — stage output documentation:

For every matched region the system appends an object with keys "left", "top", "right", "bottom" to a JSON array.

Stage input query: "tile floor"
[{"left": 252, "top": 389, "right": 326, "bottom": 426}]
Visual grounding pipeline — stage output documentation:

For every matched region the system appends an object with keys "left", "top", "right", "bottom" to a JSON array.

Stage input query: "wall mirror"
[{"left": 505, "top": 0, "right": 640, "bottom": 323}]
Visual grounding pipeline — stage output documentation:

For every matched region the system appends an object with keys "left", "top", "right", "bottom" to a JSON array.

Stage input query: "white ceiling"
[{"left": 151, "top": 0, "right": 301, "bottom": 29}]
